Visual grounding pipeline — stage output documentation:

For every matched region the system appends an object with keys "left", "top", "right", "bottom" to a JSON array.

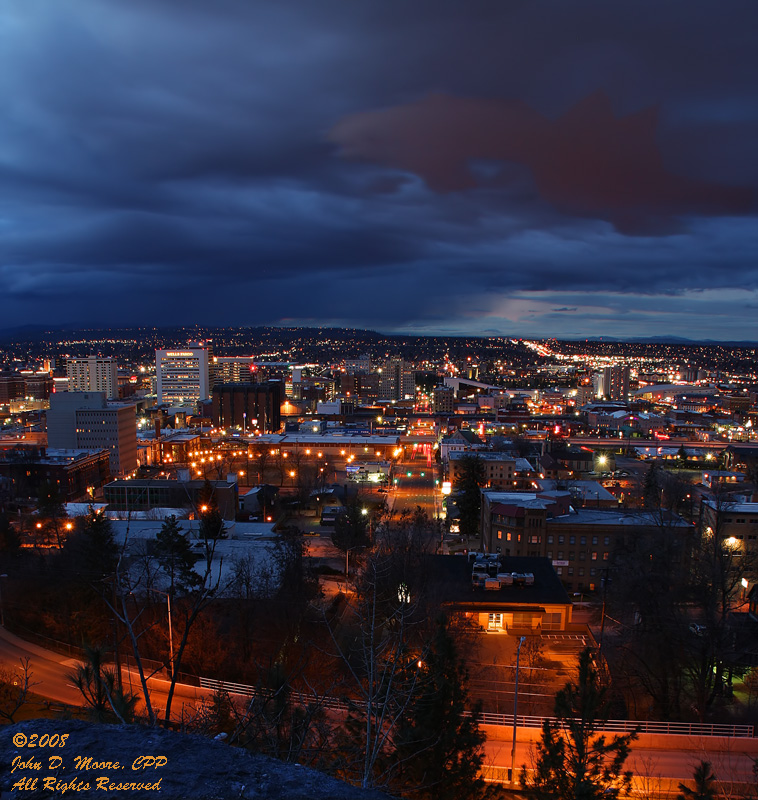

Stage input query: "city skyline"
[{"left": 1, "top": 1, "right": 757, "bottom": 340}]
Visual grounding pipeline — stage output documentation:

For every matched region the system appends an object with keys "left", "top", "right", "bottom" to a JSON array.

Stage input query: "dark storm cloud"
[
  {"left": 329, "top": 92, "right": 753, "bottom": 234},
  {"left": 0, "top": 0, "right": 757, "bottom": 337}
]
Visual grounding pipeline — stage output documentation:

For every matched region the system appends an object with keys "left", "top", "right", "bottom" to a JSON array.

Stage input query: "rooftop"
[
  {"left": 427, "top": 555, "right": 571, "bottom": 608},
  {"left": 550, "top": 508, "right": 691, "bottom": 527}
]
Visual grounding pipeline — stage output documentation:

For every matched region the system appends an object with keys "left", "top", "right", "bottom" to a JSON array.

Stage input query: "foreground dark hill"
[{"left": 1, "top": 719, "right": 393, "bottom": 800}]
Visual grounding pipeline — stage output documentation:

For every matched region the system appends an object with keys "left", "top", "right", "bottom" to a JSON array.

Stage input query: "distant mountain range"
[
  {"left": 0, "top": 324, "right": 754, "bottom": 347},
  {"left": 574, "top": 335, "right": 757, "bottom": 345}
]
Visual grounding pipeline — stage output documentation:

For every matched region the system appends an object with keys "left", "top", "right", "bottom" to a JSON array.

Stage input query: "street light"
[
  {"left": 510, "top": 635, "right": 526, "bottom": 783},
  {"left": 361, "top": 507, "right": 373, "bottom": 541}
]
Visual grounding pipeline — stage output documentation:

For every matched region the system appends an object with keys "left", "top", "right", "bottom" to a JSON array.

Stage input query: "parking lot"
[{"left": 465, "top": 629, "right": 592, "bottom": 716}]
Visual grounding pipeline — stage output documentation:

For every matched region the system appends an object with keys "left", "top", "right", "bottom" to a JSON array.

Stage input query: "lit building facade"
[
  {"left": 67, "top": 357, "right": 118, "bottom": 399},
  {"left": 378, "top": 358, "right": 415, "bottom": 401},
  {"left": 156, "top": 347, "right": 210, "bottom": 406}
]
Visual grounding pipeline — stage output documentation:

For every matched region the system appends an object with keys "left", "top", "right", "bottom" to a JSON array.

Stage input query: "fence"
[
  {"left": 199, "top": 677, "right": 349, "bottom": 713},
  {"left": 197, "top": 677, "right": 754, "bottom": 739},
  {"left": 475, "top": 710, "right": 754, "bottom": 738}
]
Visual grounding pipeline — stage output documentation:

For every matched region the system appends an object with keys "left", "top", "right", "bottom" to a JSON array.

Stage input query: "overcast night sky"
[{"left": 1, "top": 1, "right": 757, "bottom": 340}]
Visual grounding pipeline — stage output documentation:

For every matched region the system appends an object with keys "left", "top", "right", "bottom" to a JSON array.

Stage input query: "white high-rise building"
[
  {"left": 156, "top": 346, "right": 210, "bottom": 406},
  {"left": 67, "top": 357, "right": 118, "bottom": 399}
]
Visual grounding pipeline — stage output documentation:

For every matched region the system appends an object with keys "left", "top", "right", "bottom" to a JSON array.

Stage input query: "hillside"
[{"left": 0, "top": 719, "right": 392, "bottom": 800}]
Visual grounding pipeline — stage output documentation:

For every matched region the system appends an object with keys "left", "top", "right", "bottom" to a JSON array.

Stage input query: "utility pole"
[
  {"left": 599, "top": 566, "right": 610, "bottom": 655},
  {"left": 108, "top": 576, "right": 123, "bottom": 694},
  {"left": 510, "top": 635, "right": 526, "bottom": 783},
  {"left": 148, "top": 587, "right": 175, "bottom": 678}
]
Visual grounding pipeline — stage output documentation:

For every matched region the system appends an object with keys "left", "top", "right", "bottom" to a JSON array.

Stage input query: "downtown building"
[
  {"left": 211, "top": 382, "right": 283, "bottom": 433},
  {"left": 479, "top": 488, "right": 692, "bottom": 595},
  {"left": 66, "top": 356, "right": 118, "bottom": 399},
  {"left": 156, "top": 346, "right": 210, "bottom": 406},
  {"left": 47, "top": 392, "right": 137, "bottom": 476},
  {"left": 594, "top": 366, "right": 630, "bottom": 402},
  {"left": 378, "top": 358, "right": 415, "bottom": 401}
]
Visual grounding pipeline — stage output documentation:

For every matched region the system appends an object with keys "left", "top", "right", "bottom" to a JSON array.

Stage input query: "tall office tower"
[
  {"left": 47, "top": 392, "right": 137, "bottom": 475},
  {"left": 378, "top": 358, "right": 415, "bottom": 401},
  {"left": 598, "top": 366, "right": 630, "bottom": 401},
  {"left": 155, "top": 345, "right": 210, "bottom": 406},
  {"left": 66, "top": 356, "right": 118, "bottom": 399},
  {"left": 214, "top": 356, "right": 258, "bottom": 384}
]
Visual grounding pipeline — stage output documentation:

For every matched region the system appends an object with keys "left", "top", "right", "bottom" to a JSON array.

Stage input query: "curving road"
[
  {"left": 0, "top": 626, "right": 83, "bottom": 707},
  {"left": 0, "top": 625, "right": 205, "bottom": 718}
]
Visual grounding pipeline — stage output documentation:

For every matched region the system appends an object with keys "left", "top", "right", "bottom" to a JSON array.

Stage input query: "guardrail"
[
  {"left": 199, "top": 677, "right": 349, "bottom": 713},
  {"left": 198, "top": 677, "right": 754, "bottom": 739},
  {"left": 475, "top": 711, "right": 753, "bottom": 738}
]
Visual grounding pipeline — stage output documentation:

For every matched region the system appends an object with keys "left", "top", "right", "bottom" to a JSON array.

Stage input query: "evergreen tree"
[
  {"left": 643, "top": 462, "right": 662, "bottom": 509},
  {"left": 393, "top": 617, "right": 489, "bottom": 800},
  {"left": 199, "top": 506, "right": 226, "bottom": 540},
  {"left": 37, "top": 480, "right": 68, "bottom": 548},
  {"left": 69, "top": 508, "right": 118, "bottom": 582},
  {"left": 70, "top": 644, "right": 137, "bottom": 723},
  {"left": 0, "top": 512, "right": 20, "bottom": 554},
  {"left": 154, "top": 515, "right": 200, "bottom": 594},
  {"left": 521, "top": 648, "right": 636, "bottom": 800},
  {"left": 454, "top": 455, "right": 486, "bottom": 540},
  {"left": 332, "top": 496, "right": 370, "bottom": 558},
  {"left": 677, "top": 760, "right": 717, "bottom": 800},
  {"left": 274, "top": 529, "right": 319, "bottom": 614}
]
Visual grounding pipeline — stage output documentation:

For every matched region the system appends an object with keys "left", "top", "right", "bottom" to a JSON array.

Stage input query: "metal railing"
[
  {"left": 199, "top": 677, "right": 349, "bottom": 713},
  {"left": 474, "top": 711, "right": 753, "bottom": 738},
  {"left": 198, "top": 677, "right": 754, "bottom": 739}
]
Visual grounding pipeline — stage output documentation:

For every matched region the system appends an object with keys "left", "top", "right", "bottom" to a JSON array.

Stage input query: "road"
[
  {"left": 0, "top": 626, "right": 83, "bottom": 706},
  {"left": 483, "top": 726, "right": 758, "bottom": 788},
  {"left": 391, "top": 456, "right": 439, "bottom": 518},
  {"left": 566, "top": 437, "right": 727, "bottom": 452},
  {"left": 0, "top": 625, "right": 206, "bottom": 718}
]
